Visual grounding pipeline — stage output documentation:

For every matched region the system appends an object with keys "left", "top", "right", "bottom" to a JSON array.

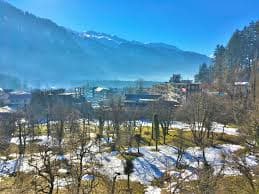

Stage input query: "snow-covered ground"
[
  {"left": 213, "top": 123, "right": 239, "bottom": 136},
  {"left": 137, "top": 121, "right": 239, "bottom": 136},
  {"left": 96, "top": 143, "right": 257, "bottom": 194},
  {"left": 0, "top": 144, "right": 256, "bottom": 194},
  {"left": 171, "top": 121, "right": 239, "bottom": 136},
  {"left": 1, "top": 143, "right": 255, "bottom": 182},
  {"left": 101, "top": 144, "right": 258, "bottom": 194},
  {"left": 96, "top": 144, "right": 252, "bottom": 186},
  {"left": 3, "top": 131, "right": 255, "bottom": 194},
  {"left": 0, "top": 159, "right": 16, "bottom": 176},
  {"left": 10, "top": 135, "right": 58, "bottom": 146},
  {"left": 145, "top": 186, "right": 161, "bottom": 194}
]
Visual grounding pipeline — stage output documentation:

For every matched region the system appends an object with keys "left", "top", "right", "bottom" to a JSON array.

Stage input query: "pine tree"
[
  {"left": 213, "top": 45, "right": 227, "bottom": 91},
  {"left": 201, "top": 21, "right": 259, "bottom": 86},
  {"left": 195, "top": 63, "right": 210, "bottom": 83}
]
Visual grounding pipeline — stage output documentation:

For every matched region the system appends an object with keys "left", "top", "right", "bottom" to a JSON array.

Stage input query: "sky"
[{"left": 7, "top": 0, "right": 259, "bottom": 56}]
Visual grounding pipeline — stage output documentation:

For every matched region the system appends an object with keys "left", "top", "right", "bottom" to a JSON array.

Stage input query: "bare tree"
[
  {"left": 108, "top": 96, "right": 124, "bottom": 150},
  {"left": 157, "top": 101, "right": 175, "bottom": 144},
  {"left": 13, "top": 110, "right": 29, "bottom": 172},
  {"left": 52, "top": 100, "right": 71, "bottom": 149},
  {"left": 180, "top": 93, "right": 220, "bottom": 164},
  {"left": 68, "top": 126, "right": 99, "bottom": 194},
  {"left": 214, "top": 96, "right": 235, "bottom": 138},
  {"left": 134, "top": 134, "right": 141, "bottom": 154},
  {"left": 29, "top": 143, "right": 59, "bottom": 194},
  {"left": 174, "top": 129, "right": 187, "bottom": 169},
  {"left": 230, "top": 109, "right": 259, "bottom": 193}
]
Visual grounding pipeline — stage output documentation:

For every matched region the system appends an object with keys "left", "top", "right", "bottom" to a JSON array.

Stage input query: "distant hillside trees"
[{"left": 195, "top": 21, "right": 259, "bottom": 88}]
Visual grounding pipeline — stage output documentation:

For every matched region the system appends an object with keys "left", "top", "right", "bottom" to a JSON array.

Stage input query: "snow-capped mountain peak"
[
  {"left": 80, "top": 31, "right": 127, "bottom": 46},
  {"left": 82, "top": 32, "right": 113, "bottom": 41}
]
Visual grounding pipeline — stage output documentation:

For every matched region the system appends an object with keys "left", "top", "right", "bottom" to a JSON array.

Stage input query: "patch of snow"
[
  {"left": 0, "top": 106, "right": 14, "bottom": 113},
  {"left": 171, "top": 121, "right": 189, "bottom": 130},
  {"left": 19, "top": 158, "right": 36, "bottom": 173},
  {"left": 211, "top": 123, "right": 239, "bottom": 136},
  {"left": 145, "top": 186, "right": 161, "bottom": 194},
  {"left": 10, "top": 135, "right": 58, "bottom": 146},
  {"left": 180, "top": 122, "right": 239, "bottom": 136},
  {"left": 10, "top": 137, "right": 19, "bottom": 144},
  {"left": 9, "top": 91, "right": 30, "bottom": 95},
  {"left": 57, "top": 154, "right": 67, "bottom": 161},
  {"left": 245, "top": 155, "right": 258, "bottom": 166},
  {"left": 54, "top": 178, "right": 72, "bottom": 188},
  {"left": 58, "top": 168, "right": 68, "bottom": 174},
  {"left": 234, "top": 82, "right": 249, "bottom": 86},
  {"left": 141, "top": 121, "right": 152, "bottom": 127},
  {"left": 97, "top": 151, "right": 124, "bottom": 180},
  {"left": 82, "top": 33, "right": 112, "bottom": 41},
  {"left": 95, "top": 87, "right": 109, "bottom": 92},
  {"left": 0, "top": 159, "right": 16, "bottom": 176},
  {"left": 101, "top": 137, "right": 113, "bottom": 144},
  {"left": 82, "top": 174, "right": 95, "bottom": 181},
  {"left": 137, "top": 121, "right": 239, "bottom": 136}
]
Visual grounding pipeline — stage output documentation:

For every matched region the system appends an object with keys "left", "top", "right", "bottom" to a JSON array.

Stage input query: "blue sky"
[{"left": 7, "top": 0, "right": 259, "bottom": 56}]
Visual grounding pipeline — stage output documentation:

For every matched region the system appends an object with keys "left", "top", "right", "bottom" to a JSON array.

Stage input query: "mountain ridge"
[{"left": 0, "top": 0, "right": 211, "bottom": 85}]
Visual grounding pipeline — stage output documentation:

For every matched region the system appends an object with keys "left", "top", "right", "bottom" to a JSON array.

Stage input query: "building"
[
  {"left": 31, "top": 88, "right": 86, "bottom": 109},
  {"left": 169, "top": 74, "right": 201, "bottom": 98},
  {"left": 88, "top": 87, "right": 110, "bottom": 108},
  {"left": 173, "top": 82, "right": 201, "bottom": 97},
  {"left": 233, "top": 82, "right": 250, "bottom": 99},
  {"left": 181, "top": 80, "right": 193, "bottom": 84},
  {"left": 8, "top": 91, "right": 31, "bottom": 109},
  {"left": 0, "top": 106, "right": 15, "bottom": 119},
  {"left": 124, "top": 94, "right": 162, "bottom": 108},
  {"left": 169, "top": 74, "right": 181, "bottom": 83}
]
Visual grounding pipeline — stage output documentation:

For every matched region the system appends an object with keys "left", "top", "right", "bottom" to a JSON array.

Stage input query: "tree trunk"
[
  {"left": 127, "top": 174, "right": 130, "bottom": 190},
  {"left": 202, "top": 148, "right": 208, "bottom": 166},
  {"left": 49, "top": 181, "right": 54, "bottom": 194},
  {"left": 47, "top": 115, "right": 50, "bottom": 137},
  {"left": 59, "top": 120, "right": 64, "bottom": 147},
  {"left": 77, "top": 179, "right": 81, "bottom": 194},
  {"left": 222, "top": 125, "right": 225, "bottom": 138},
  {"left": 155, "top": 139, "right": 158, "bottom": 152},
  {"left": 87, "top": 113, "right": 90, "bottom": 125},
  {"left": 151, "top": 123, "right": 154, "bottom": 140},
  {"left": 111, "top": 176, "right": 117, "bottom": 194},
  {"left": 77, "top": 157, "right": 83, "bottom": 194}
]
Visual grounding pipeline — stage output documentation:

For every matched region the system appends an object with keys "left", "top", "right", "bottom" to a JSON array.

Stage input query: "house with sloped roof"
[{"left": 124, "top": 94, "right": 162, "bottom": 108}]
